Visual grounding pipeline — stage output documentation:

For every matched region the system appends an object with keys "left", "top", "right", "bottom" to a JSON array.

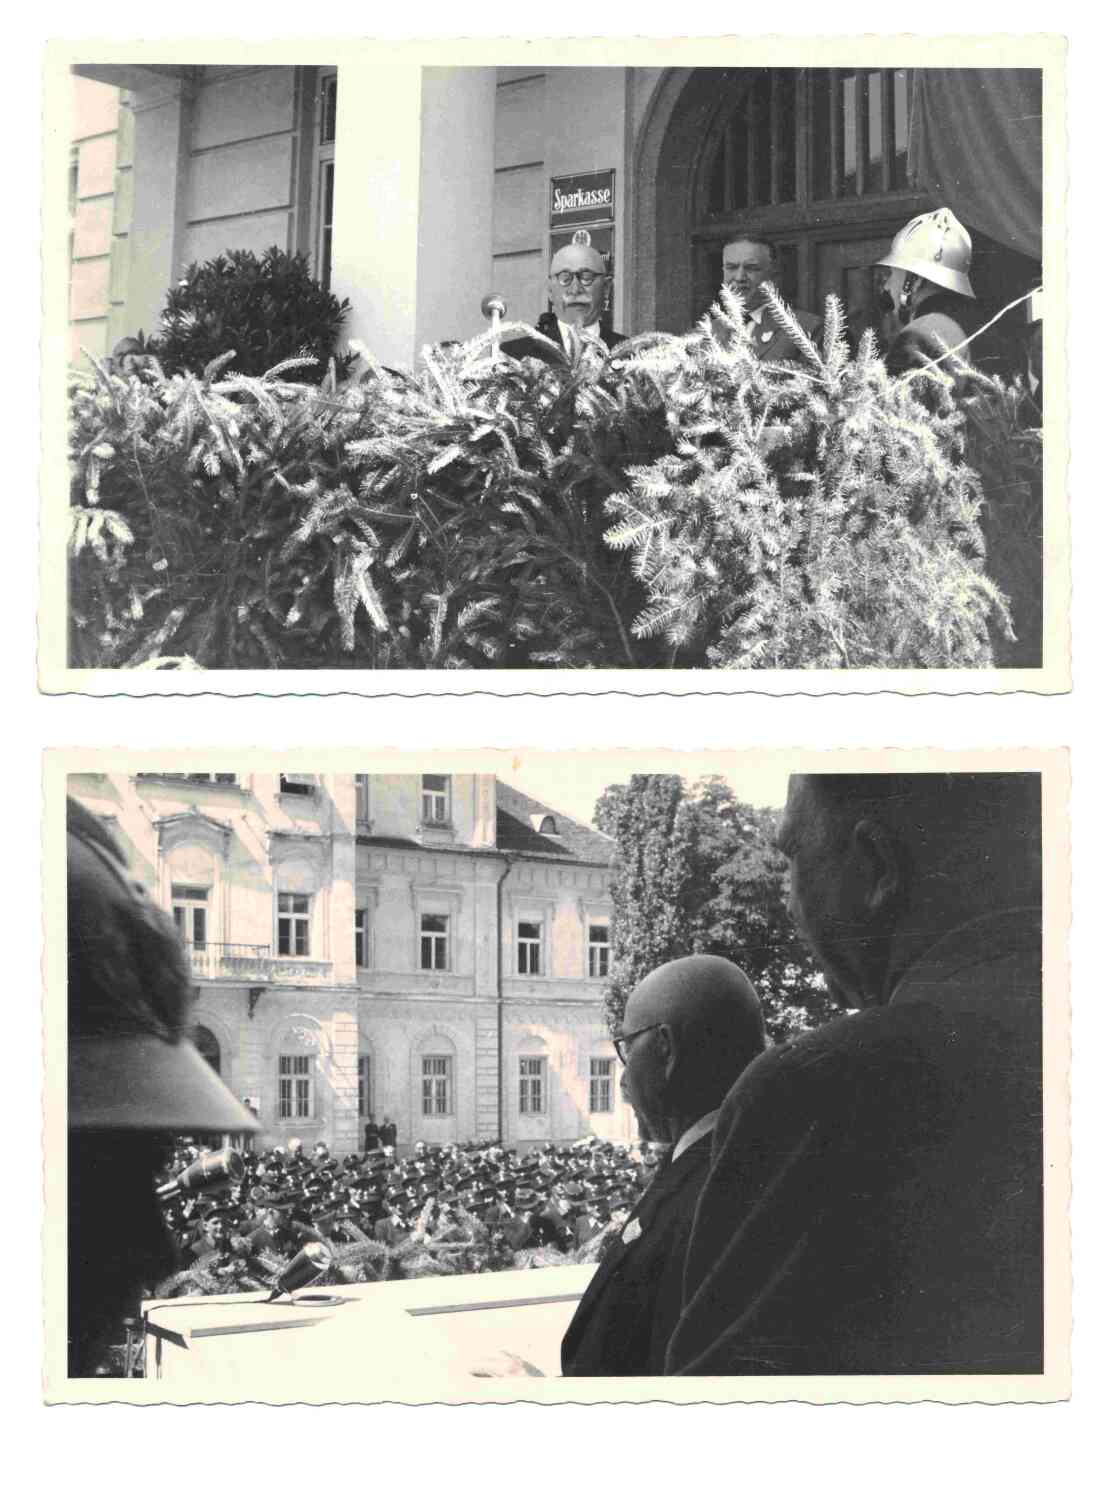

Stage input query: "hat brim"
[{"left": 70, "top": 1034, "right": 261, "bottom": 1132}]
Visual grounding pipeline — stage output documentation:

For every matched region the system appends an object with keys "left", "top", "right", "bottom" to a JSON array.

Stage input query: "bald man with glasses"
[
  {"left": 559, "top": 955, "right": 765, "bottom": 1376},
  {"left": 501, "top": 232, "right": 625, "bottom": 365}
]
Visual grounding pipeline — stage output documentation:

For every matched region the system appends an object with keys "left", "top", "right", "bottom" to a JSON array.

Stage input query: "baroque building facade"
[{"left": 67, "top": 770, "right": 630, "bottom": 1156}]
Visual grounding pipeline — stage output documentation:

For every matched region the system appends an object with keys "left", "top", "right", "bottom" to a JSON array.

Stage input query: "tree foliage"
[
  {"left": 595, "top": 774, "right": 844, "bottom": 1044},
  {"left": 153, "top": 246, "right": 356, "bottom": 385},
  {"left": 68, "top": 286, "right": 1028, "bottom": 670}
]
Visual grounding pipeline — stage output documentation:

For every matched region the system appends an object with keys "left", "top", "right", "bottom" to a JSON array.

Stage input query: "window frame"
[
  {"left": 420, "top": 912, "right": 450, "bottom": 972},
  {"left": 589, "top": 1056, "right": 615, "bottom": 1114},
  {"left": 313, "top": 68, "right": 338, "bottom": 292},
  {"left": 420, "top": 773, "right": 451, "bottom": 827},
  {"left": 278, "top": 1053, "right": 313, "bottom": 1120},
  {"left": 357, "top": 1053, "right": 371, "bottom": 1118},
  {"left": 517, "top": 919, "right": 543, "bottom": 977},
  {"left": 355, "top": 906, "right": 370, "bottom": 968},
  {"left": 421, "top": 1054, "right": 453, "bottom": 1117},
  {"left": 171, "top": 882, "right": 210, "bottom": 949},
  {"left": 277, "top": 891, "right": 311, "bottom": 958},
  {"left": 587, "top": 919, "right": 611, "bottom": 979},
  {"left": 518, "top": 1055, "right": 546, "bottom": 1116}
]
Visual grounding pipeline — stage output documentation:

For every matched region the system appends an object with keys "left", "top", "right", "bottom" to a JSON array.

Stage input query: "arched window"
[{"left": 192, "top": 1024, "right": 221, "bottom": 1074}]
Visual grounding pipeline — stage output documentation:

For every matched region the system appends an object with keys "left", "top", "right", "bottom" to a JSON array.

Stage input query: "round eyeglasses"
[
  {"left": 552, "top": 269, "right": 604, "bottom": 287},
  {"left": 612, "top": 1022, "right": 662, "bottom": 1064}
]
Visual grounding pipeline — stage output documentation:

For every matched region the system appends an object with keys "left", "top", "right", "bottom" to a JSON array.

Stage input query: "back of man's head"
[
  {"left": 803, "top": 772, "right": 1041, "bottom": 900},
  {"left": 627, "top": 954, "right": 766, "bottom": 1114}
]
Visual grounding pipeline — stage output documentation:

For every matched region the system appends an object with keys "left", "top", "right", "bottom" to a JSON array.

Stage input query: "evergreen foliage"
[
  {"left": 69, "top": 286, "right": 1026, "bottom": 670},
  {"left": 595, "top": 774, "right": 844, "bottom": 1043},
  {"left": 153, "top": 246, "right": 356, "bottom": 385}
]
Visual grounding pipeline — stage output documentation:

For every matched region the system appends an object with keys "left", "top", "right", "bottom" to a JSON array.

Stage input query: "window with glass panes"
[
  {"left": 517, "top": 920, "right": 542, "bottom": 976},
  {"left": 357, "top": 1054, "right": 370, "bottom": 1116},
  {"left": 588, "top": 921, "right": 610, "bottom": 978},
  {"left": 355, "top": 907, "right": 368, "bottom": 967},
  {"left": 589, "top": 1057, "right": 614, "bottom": 1113},
  {"left": 420, "top": 913, "right": 449, "bottom": 970},
  {"left": 355, "top": 773, "right": 369, "bottom": 827},
  {"left": 278, "top": 1055, "right": 312, "bottom": 1119},
  {"left": 171, "top": 884, "right": 209, "bottom": 948},
  {"left": 421, "top": 774, "right": 450, "bottom": 825},
  {"left": 422, "top": 1055, "right": 451, "bottom": 1115},
  {"left": 316, "top": 71, "right": 337, "bottom": 290},
  {"left": 277, "top": 892, "right": 310, "bottom": 956},
  {"left": 519, "top": 1056, "right": 545, "bottom": 1114}
]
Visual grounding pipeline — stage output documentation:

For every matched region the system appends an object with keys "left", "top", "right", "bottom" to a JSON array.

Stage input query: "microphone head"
[
  {"left": 157, "top": 1146, "right": 244, "bottom": 1201},
  {"left": 481, "top": 292, "right": 507, "bottom": 320},
  {"left": 274, "top": 1241, "right": 333, "bottom": 1297}
]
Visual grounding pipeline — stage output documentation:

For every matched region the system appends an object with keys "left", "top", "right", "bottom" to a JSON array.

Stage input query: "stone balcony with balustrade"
[{"left": 184, "top": 943, "right": 335, "bottom": 986}]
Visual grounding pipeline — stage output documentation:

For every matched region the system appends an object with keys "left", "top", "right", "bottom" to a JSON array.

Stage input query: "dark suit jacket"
[
  {"left": 502, "top": 312, "right": 625, "bottom": 365},
  {"left": 666, "top": 912, "right": 1043, "bottom": 1377},
  {"left": 560, "top": 1134, "right": 711, "bottom": 1376},
  {"left": 747, "top": 305, "right": 822, "bottom": 364}
]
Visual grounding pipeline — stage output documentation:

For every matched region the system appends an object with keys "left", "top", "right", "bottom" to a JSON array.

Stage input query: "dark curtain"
[{"left": 909, "top": 70, "right": 1042, "bottom": 262}]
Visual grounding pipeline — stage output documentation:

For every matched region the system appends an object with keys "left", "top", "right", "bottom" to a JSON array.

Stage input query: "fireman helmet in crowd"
[{"left": 876, "top": 207, "right": 976, "bottom": 299}]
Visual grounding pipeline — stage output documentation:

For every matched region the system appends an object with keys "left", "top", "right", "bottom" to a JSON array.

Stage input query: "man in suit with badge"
[
  {"left": 559, "top": 954, "right": 765, "bottom": 1376},
  {"left": 722, "top": 236, "right": 821, "bottom": 363},
  {"left": 501, "top": 230, "right": 625, "bottom": 364}
]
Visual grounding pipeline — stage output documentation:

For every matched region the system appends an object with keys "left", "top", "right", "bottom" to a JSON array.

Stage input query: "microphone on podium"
[
  {"left": 267, "top": 1241, "right": 333, "bottom": 1303},
  {"left": 156, "top": 1147, "right": 244, "bottom": 1202},
  {"left": 481, "top": 291, "right": 507, "bottom": 359}
]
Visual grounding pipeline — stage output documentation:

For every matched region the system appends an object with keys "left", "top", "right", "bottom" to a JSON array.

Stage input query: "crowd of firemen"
[{"left": 155, "top": 1134, "right": 661, "bottom": 1295}]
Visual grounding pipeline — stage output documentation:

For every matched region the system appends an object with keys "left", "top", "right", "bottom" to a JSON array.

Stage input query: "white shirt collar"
[
  {"left": 748, "top": 304, "right": 767, "bottom": 325},
  {"left": 672, "top": 1109, "right": 720, "bottom": 1164},
  {"left": 558, "top": 318, "right": 600, "bottom": 347}
]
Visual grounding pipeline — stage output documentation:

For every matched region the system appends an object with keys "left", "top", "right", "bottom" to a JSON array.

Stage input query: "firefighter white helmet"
[{"left": 876, "top": 207, "right": 975, "bottom": 300}]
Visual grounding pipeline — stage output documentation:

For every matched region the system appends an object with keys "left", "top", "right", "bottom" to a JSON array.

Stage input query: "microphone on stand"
[
  {"left": 481, "top": 292, "right": 507, "bottom": 360},
  {"left": 156, "top": 1147, "right": 244, "bottom": 1203},
  {"left": 266, "top": 1241, "right": 333, "bottom": 1303}
]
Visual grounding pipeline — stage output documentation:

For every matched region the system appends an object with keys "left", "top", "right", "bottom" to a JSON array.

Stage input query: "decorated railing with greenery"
[{"left": 68, "top": 286, "right": 1038, "bottom": 671}]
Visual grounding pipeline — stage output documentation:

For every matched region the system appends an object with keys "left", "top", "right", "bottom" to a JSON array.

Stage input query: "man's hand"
[{"left": 469, "top": 1351, "right": 546, "bottom": 1378}]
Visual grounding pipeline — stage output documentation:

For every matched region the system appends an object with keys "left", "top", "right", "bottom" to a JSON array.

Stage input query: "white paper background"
[{"left": 17, "top": 0, "right": 1098, "bottom": 1487}]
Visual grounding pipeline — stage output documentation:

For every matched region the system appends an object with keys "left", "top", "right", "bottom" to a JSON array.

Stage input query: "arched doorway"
[
  {"left": 192, "top": 1024, "right": 221, "bottom": 1074},
  {"left": 635, "top": 67, "right": 1036, "bottom": 342}
]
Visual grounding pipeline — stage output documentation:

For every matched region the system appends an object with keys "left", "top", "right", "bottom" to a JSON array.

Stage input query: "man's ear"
[
  {"left": 852, "top": 818, "right": 900, "bottom": 915},
  {"left": 659, "top": 1023, "right": 678, "bottom": 1084}
]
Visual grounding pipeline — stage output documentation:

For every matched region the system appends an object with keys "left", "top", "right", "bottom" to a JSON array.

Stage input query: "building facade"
[
  {"left": 66, "top": 63, "right": 1041, "bottom": 372},
  {"left": 67, "top": 770, "right": 630, "bottom": 1155}
]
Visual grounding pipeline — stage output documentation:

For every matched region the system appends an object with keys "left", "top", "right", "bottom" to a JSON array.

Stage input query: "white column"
[
  {"left": 330, "top": 66, "right": 496, "bottom": 369},
  {"left": 126, "top": 78, "right": 194, "bottom": 338}
]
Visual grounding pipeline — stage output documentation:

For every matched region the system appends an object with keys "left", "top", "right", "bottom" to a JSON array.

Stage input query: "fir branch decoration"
[{"left": 68, "top": 284, "right": 1031, "bottom": 670}]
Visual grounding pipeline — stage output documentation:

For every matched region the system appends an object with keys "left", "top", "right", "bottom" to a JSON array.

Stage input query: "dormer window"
[
  {"left": 280, "top": 773, "right": 316, "bottom": 797},
  {"left": 530, "top": 813, "right": 559, "bottom": 836}
]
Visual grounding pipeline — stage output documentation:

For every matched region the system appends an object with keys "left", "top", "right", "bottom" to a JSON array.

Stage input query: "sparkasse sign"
[{"left": 549, "top": 170, "right": 615, "bottom": 228}]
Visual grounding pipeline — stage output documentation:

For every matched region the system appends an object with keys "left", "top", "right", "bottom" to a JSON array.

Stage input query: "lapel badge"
[{"left": 761, "top": 330, "right": 774, "bottom": 344}]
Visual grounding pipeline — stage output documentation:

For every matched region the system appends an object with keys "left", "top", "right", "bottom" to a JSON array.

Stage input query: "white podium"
[{"left": 142, "top": 1263, "right": 596, "bottom": 1401}]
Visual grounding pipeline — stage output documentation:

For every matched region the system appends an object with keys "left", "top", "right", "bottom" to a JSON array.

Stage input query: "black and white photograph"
[
  {"left": 45, "top": 749, "right": 1068, "bottom": 1403},
  {"left": 41, "top": 38, "right": 1063, "bottom": 692}
]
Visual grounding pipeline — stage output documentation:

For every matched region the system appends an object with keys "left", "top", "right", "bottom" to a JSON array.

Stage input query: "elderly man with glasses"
[
  {"left": 558, "top": 954, "right": 765, "bottom": 1376},
  {"left": 501, "top": 230, "right": 625, "bottom": 365}
]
